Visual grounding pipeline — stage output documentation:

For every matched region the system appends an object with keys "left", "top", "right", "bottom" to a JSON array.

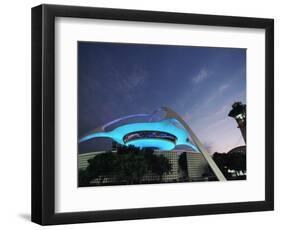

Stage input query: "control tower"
[{"left": 228, "top": 102, "right": 246, "bottom": 143}]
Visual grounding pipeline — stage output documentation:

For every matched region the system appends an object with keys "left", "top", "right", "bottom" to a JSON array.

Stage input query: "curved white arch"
[{"left": 162, "top": 107, "right": 226, "bottom": 181}]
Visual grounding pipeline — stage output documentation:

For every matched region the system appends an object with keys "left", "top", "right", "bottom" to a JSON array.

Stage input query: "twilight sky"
[{"left": 78, "top": 42, "right": 246, "bottom": 154}]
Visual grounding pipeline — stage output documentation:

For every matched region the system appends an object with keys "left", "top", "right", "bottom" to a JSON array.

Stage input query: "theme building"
[{"left": 79, "top": 107, "right": 226, "bottom": 182}]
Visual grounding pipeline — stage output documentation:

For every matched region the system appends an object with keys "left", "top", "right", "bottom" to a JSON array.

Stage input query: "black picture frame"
[{"left": 31, "top": 4, "right": 274, "bottom": 225}]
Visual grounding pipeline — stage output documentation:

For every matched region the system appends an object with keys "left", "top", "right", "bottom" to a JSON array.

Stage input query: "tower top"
[
  {"left": 228, "top": 102, "right": 246, "bottom": 118},
  {"left": 228, "top": 102, "right": 246, "bottom": 143}
]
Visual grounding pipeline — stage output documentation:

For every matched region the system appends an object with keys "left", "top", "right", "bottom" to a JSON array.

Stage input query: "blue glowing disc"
[
  {"left": 79, "top": 109, "right": 199, "bottom": 152},
  {"left": 125, "top": 138, "right": 175, "bottom": 150}
]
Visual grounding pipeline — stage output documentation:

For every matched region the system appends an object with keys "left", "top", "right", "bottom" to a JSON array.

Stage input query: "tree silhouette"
[
  {"left": 178, "top": 152, "right": 188, "bottom": 180},
  {"left": 86, "top": 152, "right": 118, "bottom": 183},
  {"left": 78, "top": 169, "right": 91, "bottom": 187},
  {"left": 114, "top": 148, "right": 149, "bottom": 184},
  {"left": 212, "top": 151, "right": 246, "bottom": 179},
  {"left": 148, "top": 153, "right": 171, "bottom": 181},
  {"left": 79, "top": 145, "right": 172, "bottom": 186},
  {"left": 178, "top": 152, "right": 187, "bottom": 171}
]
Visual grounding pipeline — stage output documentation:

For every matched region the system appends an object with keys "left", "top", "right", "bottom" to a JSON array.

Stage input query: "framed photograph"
[{"left": 31, "top": 4, "right": 274, "bottom": 225}]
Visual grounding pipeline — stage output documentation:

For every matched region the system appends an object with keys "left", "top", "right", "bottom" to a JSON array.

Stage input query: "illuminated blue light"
[
  {"left": 79, "top": 118, "right": 199, "bottom": 152},
  {"left": 126, "top": 139, "right": 175, "bottom": 150}
]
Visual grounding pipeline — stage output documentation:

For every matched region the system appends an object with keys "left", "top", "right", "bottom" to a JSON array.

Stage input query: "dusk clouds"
[{"left": 192, "top": 68, "right": 208, "bottom": 84}]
